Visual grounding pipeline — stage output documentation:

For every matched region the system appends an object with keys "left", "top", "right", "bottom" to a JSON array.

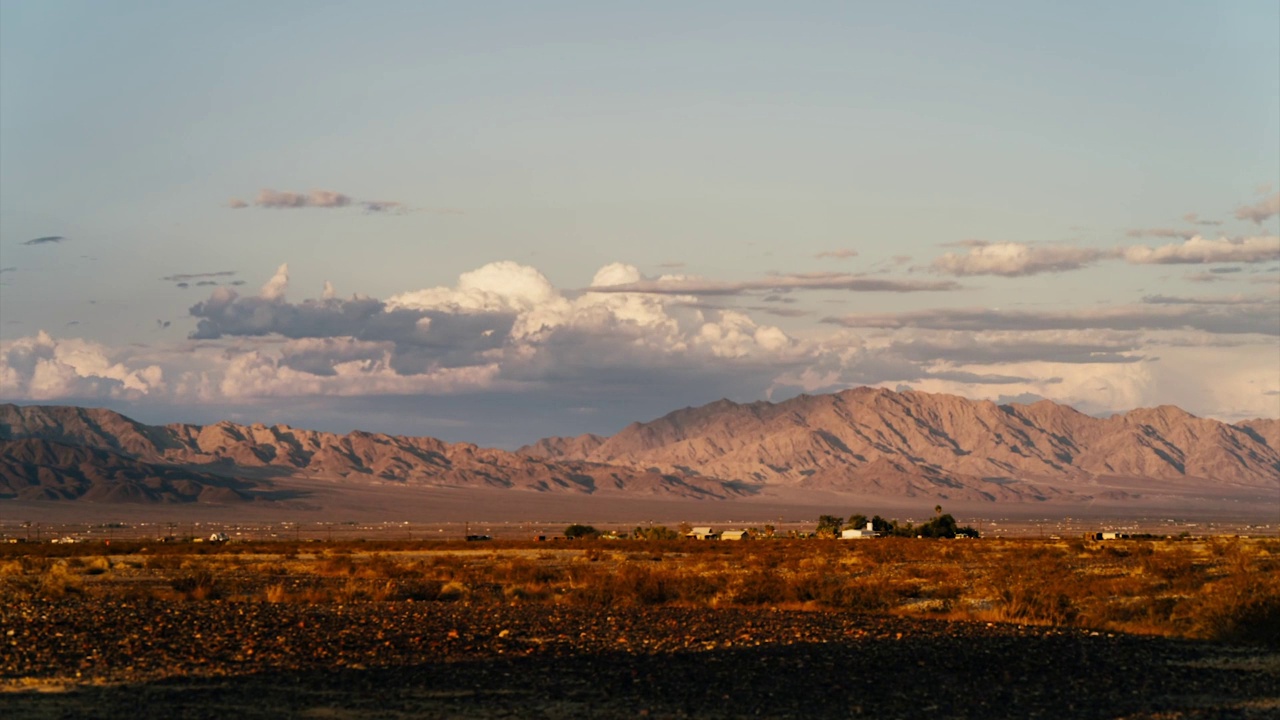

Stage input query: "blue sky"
[{"left": 2, "top": 1, "right": 1277, "bottom": 446}]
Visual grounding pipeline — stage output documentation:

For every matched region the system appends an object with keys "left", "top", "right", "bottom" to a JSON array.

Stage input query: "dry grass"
[{"left": 2, "top": 536, "right": 1276, "bottom": 645}]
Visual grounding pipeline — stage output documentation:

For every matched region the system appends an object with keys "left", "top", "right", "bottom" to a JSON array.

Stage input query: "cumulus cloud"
[
  {"left": 1235, "top": 192, "right": 1280, "bottom": 225},
  {"left": 21, "top": 236, "right": 64, "bottom": 246},
  {"left": 259, "top": 263, "right": 290, "bottom": 301},
  {"left": 7, "top": 256, "right": 1277, "bottom": 440},
  {"left": 227, "top": 198, "right": 249, "bottom": 209},
  {"left": 0, "top": 332, "right": 163, "bottom": 400},
  {"left": 1122, "top": 235, "right": 1280, "bottom": 264},
  {"left": 929, "top": 241, "right": 1110, "bottom": 277}
]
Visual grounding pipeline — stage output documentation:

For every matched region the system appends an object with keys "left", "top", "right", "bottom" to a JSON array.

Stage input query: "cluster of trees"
[
  {"left": 631, "top": 525, "right": 682, "bottom": 541},
  {"left": 816, "top": 506, "right": 979, "bottom": 539}
]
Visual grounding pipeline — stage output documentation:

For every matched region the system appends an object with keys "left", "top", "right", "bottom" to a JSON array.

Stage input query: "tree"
[
  {"left": 846, "top": 513, "right": 868, "bottom": 530},
  {"left": 632, "top": 525, "right": 679, "bottom": 541},
  {"left": 815, "top": 515, "right": 844, "bottom": 538},
  {"left": 564, "top": 524, "right": 600, "bottom": 539}
]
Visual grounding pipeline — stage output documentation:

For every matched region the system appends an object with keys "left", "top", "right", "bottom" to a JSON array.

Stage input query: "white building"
[{"left": 840, "top": 521, "right": 880, "bottom": 540}]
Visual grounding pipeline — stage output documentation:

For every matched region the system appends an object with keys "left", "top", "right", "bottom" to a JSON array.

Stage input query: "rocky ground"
[{"left": 2, "top": 598, "right": 1278, "bottom": 719}]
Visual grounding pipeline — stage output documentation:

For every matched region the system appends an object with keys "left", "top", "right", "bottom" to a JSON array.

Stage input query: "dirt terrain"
[
  {"left": 4, "top": 599, "right": 1279, "bottom": 719},
  {"left": 2, "top": 536, "right": 1279, "bottom": 719}
]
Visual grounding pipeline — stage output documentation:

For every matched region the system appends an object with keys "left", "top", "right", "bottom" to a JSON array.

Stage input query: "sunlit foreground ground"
[{"left": 3, "top": 536, "right": 1278, "bottom": 719}]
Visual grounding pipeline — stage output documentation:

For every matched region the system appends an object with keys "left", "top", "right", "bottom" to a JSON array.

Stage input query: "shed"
[{"left": 720, "top": 530, "right": 748, "bottom": 541}]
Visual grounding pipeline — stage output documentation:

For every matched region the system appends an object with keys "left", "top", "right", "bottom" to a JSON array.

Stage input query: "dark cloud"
[
  {"left": 161, "top": 271, "right": 237, "bottom": 282},
  {"left": 22, "top": 236, "right": 64, "bottom": 245},
  {"left": 0, "top": 267, "right": 15, "bottom": 274},
  {"left": 823, "top": 304, "right": 1280, "bottom": 335},
  {"left": 587, "top": 272, "right": 960, "bottom": 296},
  {"left": 1140, "top": 293, "right": 1271, "bottom": 306},
  {"left": 890, "top": 336, "right": 1144, "bottom": 365},
  {"left": 361, "top": 200, "right": 405, "bottom": 214},
  {"left": 746, "top": 306, "right": 812, "bottom": 318},
  {"left": 188, "top": 290, "right": 514, "bottom": 370}
]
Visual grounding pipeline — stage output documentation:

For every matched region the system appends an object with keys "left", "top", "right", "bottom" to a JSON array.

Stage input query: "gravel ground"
[{"left": 2, "top": 599, "right": 1277, "bottom": 719}]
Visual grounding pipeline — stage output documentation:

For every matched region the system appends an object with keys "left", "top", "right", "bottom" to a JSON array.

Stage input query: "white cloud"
[
  {"left": 929, "top": 242, "right": 1109, "bottom": 277},
  {"left": 0, "top": 332, "right": 164, "bottom": 400},
  {"left": 6, "top": 258, "right": 1277, "bottom": 438},
  {"left": 260, "top": 263, "right": 290, "bottom": 301},
  {"left": 1122, "top": 235, "right": 1280, "bottom": 264}
]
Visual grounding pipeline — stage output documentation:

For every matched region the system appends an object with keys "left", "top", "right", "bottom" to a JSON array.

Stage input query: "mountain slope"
[
  {"left": 520, "top": 387, "right": 1280, "bottom": 499},
  {"left": 0, "top": 404, "right": 746, "bottom": 502}
]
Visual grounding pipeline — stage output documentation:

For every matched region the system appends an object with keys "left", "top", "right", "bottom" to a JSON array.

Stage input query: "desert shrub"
[
  {"left": 499, "top": 557, "right": 564, "bottom": 585},
  {"left": 318, "top": 555, "right": 358, "bottom": 576},
  {"left": 144, "top": 554, "right": 185, "bottom": 571},
  {"left": 1182, "top": 573, "right": 1280, "bottom": 646},
  {"left": 170, "top": 570, "right": 221, "bottom": 600},
  {"left": 569, "top": 564, "right": 668, "bottom": 607},
  {"left": 83, "top": 557, "right": 111, "bottom": 576},
  {"left": 988, "top": 551, "right": 1078, "bottom": 625},
  {"left": 730, "top": 571, "right": 788, "bottom": 605},
  {"left": 264, "top": 583, "right": 289, "bottom": 603}
]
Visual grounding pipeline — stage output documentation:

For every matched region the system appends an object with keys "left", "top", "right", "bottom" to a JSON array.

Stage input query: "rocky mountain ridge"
[
  {"left": 520, "top": 387, "right": 1280, "bottom": 502},
  {"left": 2, "top": 388, "right": 1277, "bottom": 505},
  {"left": 0, "top": 404, "right": 746, "bottom": 503}
]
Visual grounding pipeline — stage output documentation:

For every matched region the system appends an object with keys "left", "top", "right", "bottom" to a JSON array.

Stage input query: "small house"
[
  {"left": 840, "top": 521, "right": 880, "bottom": 540},
  {"left": 687, "top": 527, "right": 718, "bottom": 540},
  {"left": 720, "top": 530, "right": 748, "bottom": 541}
]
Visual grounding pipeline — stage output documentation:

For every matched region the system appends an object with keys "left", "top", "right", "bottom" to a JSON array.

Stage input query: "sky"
[{"left": 1, "top": 1, "right": 1278, "bottom": 448}]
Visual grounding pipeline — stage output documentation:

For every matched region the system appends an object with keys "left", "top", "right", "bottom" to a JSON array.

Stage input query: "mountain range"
[{"left": 1, "top": 388, "right": 1277, "bottom": 508}]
